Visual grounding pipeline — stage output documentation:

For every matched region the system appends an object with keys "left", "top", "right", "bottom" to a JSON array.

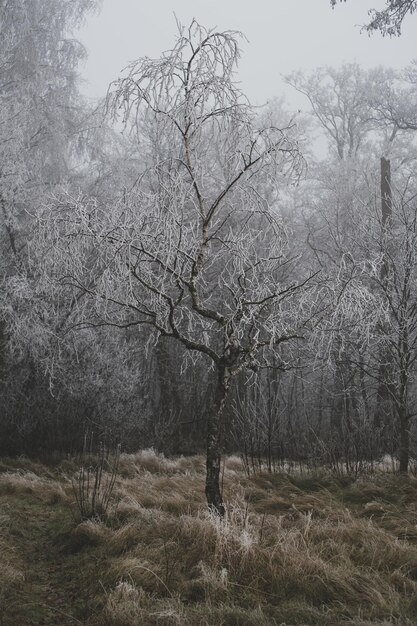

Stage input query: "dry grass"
[
  {"left": 118, "top": 449, "right": 205, "bottom": 477},
  {"left": 0, "top": 508, "right": 25, "bottom": 587},
  {"left": 2, "top": 452, "right": 417, "bottom": 625},
  {"left": 0, "top": 470, "right": 68, "bottom": 504}
]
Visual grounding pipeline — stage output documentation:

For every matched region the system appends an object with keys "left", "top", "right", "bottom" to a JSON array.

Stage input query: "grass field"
[{"left": 1, "top": 451, "right": 417, "bottom": 625}]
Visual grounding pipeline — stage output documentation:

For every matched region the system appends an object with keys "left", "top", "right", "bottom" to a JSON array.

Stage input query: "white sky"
[{"left": 76, "top": 0, "right": 417, "bottom": 111}]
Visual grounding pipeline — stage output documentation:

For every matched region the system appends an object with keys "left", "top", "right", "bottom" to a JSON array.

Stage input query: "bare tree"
[
  {"left": 370, "top": 177, "right": 417, "bottom": 471},
  {"left": 312, "top": 157, "right": 417, "bottom": 472},
  {"left": 331, "top": 0, "right": 417, "bottom": 36},
  {"left": 54, "top": 21, "right": 318, "bottom": 515},
  {"left": 369, "top": 63, "right": 417, "bottom": 135},
  {"left": 285, "top": 65, "right": 399, "bottom": 161}
]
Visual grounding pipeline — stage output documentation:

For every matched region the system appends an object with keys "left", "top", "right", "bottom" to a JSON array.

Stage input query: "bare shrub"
[{"left": 72, "top": 434, "right": 120, "bottom": 520}]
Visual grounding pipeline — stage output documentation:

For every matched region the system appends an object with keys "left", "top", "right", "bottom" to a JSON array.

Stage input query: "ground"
[{"left": 1, "top": 452, "right": 417, "bottom": 625}]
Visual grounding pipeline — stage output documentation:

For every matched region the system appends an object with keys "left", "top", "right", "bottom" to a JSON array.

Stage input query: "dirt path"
[{"left": 0, "top": 494, "right": 105, "bottom": 626}]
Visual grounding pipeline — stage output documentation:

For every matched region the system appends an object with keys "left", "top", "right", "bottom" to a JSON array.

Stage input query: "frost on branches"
[{"left": 53, "top": 21, "right": 319, "bottom": 514}]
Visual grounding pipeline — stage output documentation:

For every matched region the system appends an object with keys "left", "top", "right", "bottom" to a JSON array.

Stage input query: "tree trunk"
[
  {"left": 397, "top": 333, "right": 409, "bottom": 474},
  {"left": 375, "top": 157, "right": 392, "bottom": 429},
  {"left": 398, "top": 405, "right": 409, "bottom": 474},
  {"left": 0, "top": 319, "right": 6, "bottom": 382},
  {"left": 205, "top": 364, "right": 229, "bottom": 517}
]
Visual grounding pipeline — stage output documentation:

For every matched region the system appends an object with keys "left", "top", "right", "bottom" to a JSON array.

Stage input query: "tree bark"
[
  {"left": 205, "top": 364, "right": 229, "bottom": 517},
  {"left": 380, "top": 157, "right": 392, "bottom": 235},
  {"left": 398, "top": 405, "right": 409, "bottom": 473},
  {"left": 375, "top": 156, "right": 393, "bottom": 430}
]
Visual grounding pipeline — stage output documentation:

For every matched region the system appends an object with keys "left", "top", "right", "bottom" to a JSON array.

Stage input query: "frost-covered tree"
[
  {"left": 0, "top": 0, "right": 100, "bottom": 450},
  {"left": 288, "top": 61, "right": 417, "bottom": 470},
  {"left": 331, "top": 0, "right": 417, "bottom": 36},
  {"left": 370, "top": 62, "right": 417, "bottom": 136},
  {"left": 286, "top": 64, "right": 400, "bottom": 160},
  {"left": 54, "top": 21, "right": 318, "bottom": 514},
  {"left": 0, "top": 0, "right": 99, "bottom": 222}
]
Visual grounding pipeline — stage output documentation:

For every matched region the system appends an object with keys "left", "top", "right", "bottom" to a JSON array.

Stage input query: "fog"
[{"left": 76, "top": 0, "right": 417, "bottom": 110}]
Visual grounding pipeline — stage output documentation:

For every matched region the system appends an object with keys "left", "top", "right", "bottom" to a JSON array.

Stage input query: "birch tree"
[{"left": 55, "top": 21, "right": 317, "bottom": 514}]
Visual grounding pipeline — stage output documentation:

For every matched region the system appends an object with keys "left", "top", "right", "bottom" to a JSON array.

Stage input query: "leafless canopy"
[
  {"left": 331, "top": 0, "right": 417, "bottom": 36},
  {"left": 60, "top": 20, "right": 310, "bottom": 378}
]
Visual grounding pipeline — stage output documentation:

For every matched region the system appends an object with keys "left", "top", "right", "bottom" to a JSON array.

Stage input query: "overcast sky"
[{"left": 76, "top": 0, "right": 417, "bottom": 111}]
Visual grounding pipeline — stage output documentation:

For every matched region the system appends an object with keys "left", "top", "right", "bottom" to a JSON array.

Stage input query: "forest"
[
  {"left": 2, "top": 0, "right": 417, "bottom": 505},
  {"left": 3, "top": 1, "right": 417, "bottom": 624}
]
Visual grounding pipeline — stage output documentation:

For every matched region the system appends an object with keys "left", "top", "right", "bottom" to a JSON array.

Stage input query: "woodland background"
[{"left": 2, "top": 0, "right": 417, "bottom": 481}]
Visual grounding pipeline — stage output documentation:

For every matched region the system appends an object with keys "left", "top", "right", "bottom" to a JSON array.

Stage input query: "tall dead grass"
[
  {"left": 0, "top": 470, "right": 68, "bottom": 504},
  {"left": 3, "top": 451, "right": 417, "bottom": 625},
  {"left": 84, "top": 455, "right": 417, "bottom": 624}
]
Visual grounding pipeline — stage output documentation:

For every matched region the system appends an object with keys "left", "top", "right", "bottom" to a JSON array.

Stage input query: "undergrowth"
[{"left": 1, "top": 450, "right": 417, "bottom": 625}]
